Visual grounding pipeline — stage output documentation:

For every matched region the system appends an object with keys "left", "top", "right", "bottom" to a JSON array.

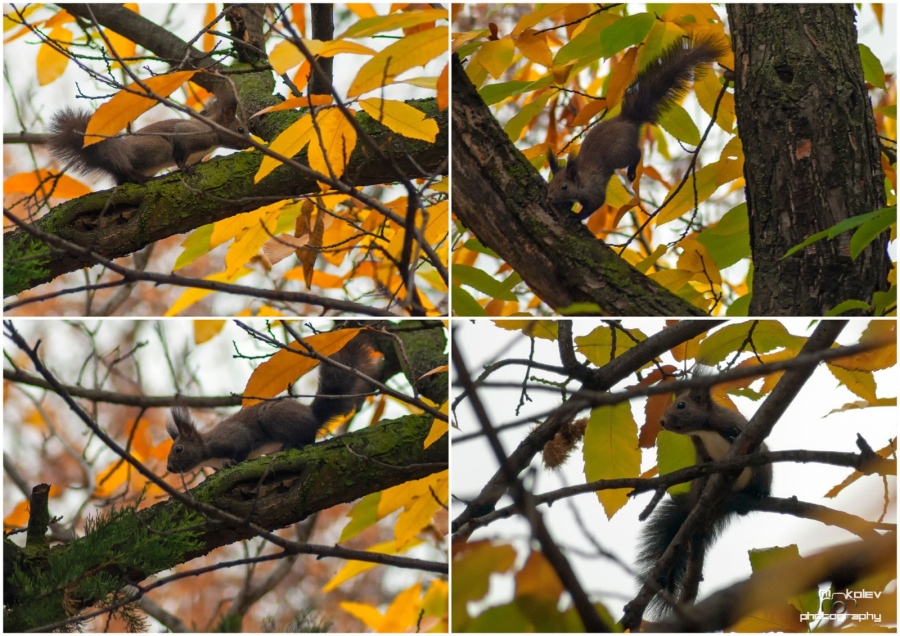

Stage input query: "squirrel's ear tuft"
[
  {"left": 548, "top": 150, "right": 559, "bottom": 174},
  {"left": 169, "top": 406, "right": 195, "bottom": 439}
]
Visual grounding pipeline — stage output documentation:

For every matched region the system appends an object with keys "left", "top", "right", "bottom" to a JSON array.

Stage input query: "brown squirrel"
[
  {"left": 166, "top": 333, "right": 382, "bottom": 473},
  {"left": 637, "top": 381, "right": 772, "bottom": 616},
  {"left": 48, "top": 91, "right": 251, "bottom": 185},
  {"left": 547, "top": 34, "right": 729, "bottom": 220}
]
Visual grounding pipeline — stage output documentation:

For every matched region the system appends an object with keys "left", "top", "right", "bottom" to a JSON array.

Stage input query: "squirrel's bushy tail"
[
  {"left": 622, "top": 34, "right": 730, "bottom": 126},
  {"left": 48, "top": 108, "right": 136, "bottom": 181},
  {"left": 636, "top": 492, "right": 731, "bottom": 617},
  {"left": 310, "top": 334, "right": 383, "bottom": 427}
]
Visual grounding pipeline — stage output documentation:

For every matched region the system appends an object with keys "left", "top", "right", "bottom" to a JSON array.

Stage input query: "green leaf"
[
  {"left": 782, "top": 207, "right": 887, "bottom": 258},
  {"left": 725, "top": 293, "right": 751, "bottom": 316},
  {"left": 558, "top": 302, "right": 606, "bottom": 315},
  {"left": 479, "top": 80, "right": 532, "bottom": 106},
  {"left": 697, "top": 204, "right": 750, "bottom": 269},
  {"left": 858, "top": 43, "right": 886, "bottom": 89},
  {"left": 850, "top": 206, "right": 896, "bottom": 259},
  {"left": 659, "top": 103, "right": 700, "bottom": 146},
  {"left": 505, "top": 92, "right": 551, "bottom": 141},
  {"left": 872, "top": 287, "right": 897, "bottom": 316},
  {"left": 453, "top": 264, "right": 519, "bottom": 301},
  {"left": 463, "top": 237, "right": 499, "bottom": 258},
  {"left": 825, "top": 300, "right": 872, "bottom": 316},
  {"left": 555, "top": 13, "right": 616, "bottom": 66},
  {"left": 451, "top": 284, "right": 487, "bottom": 316},
  {"left": 657, "top": 430, "right": 695, "bottom": 495},
  {"left": 597, "top": 13, "right": 656, "bottom": 58},
  {"left": 174, "top": 223, "right": 214, "bottom": 270},
  {"left": 698, "top": 321, "right": 806, "bottom": 364}
]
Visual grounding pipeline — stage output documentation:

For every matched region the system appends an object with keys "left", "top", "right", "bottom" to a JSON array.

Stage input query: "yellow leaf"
[
  {"left": 323, "top": 537, "right": 423, "bottom": 592},
  {"left": 342, "top": 9, "right": 448, "bottom": 38},
  {"left": 492, "top": 320, "right": 559, "bottom": 340},
  {"left": 255, "top": 306, "right": 285, "bottom": 317},
  {"left": 425, "top": 417, "right": 448, "bottom": 449},
  {"left": 677, "top": 238, "right": 722, "bottom": 286},
  {"left": 308, "top": 107, "right": 358, "bottom": 189},
  {"left": 340, "top": 601, "right": 387, "bottom": 631},
  {"left": 472, "top": 36, "right": 516, "bottom": 79},
  {"left": 347, "top": 4, "right": 378, "bottom": 20},
  {"left": 655, "top": 163, "right": 720, "bottom": 225},
  {"left": 826, "top": 365, "right": 878, "bottom": 403},
  {"left": 583, "top": 402, "right": 640, "bottom": 517},
  {"left": 84, "top": 71, "right": 197, "bottom": 146},
  {"left": 512, "top": 5, "right": 566, "bottom": 35},
  {"left": 194, "top": 320, "right": 226, "bottom": 344},
  {"left": 164, "top": 268, "right": 252, "bottom": 316},
  {"left": 94, "top": 458, "right": 132, "bottom": 498},
  {"left": 384, "top": 471, "right": 447, "bottom": 547},
  {"left": 255, "top": 113, "right": 316, "bottom": 182},
  {"left": 319, "top": 39, "right": 376, "bottom": 57},
  {"left": 225, "top": 203, "right": 300, "bottom": 277},
  {"left": 831, "top": 320, "right": 897, "bottom": 371},
  {"left": 359, "top": 98, "right": 438, "bottom": 142},
  {"left": 342, "top": 583, "right": 424, "bottom": 632},
  {"left": 37, "top": 28, "right": 71, "bottom": 85},
  {"left": 381, "top": 583, "right": 424, "bottom": 632},
  {"left": 242, "top": 329, "right": 360, "bottom": 407},
  {"left": 348, "top": 26, "right": 448, "bottom": 97}
]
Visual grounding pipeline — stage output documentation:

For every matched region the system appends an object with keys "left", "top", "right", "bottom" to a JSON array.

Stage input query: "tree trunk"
[{"left": 727, "top": 4, "right": 889, "bottom": 315}]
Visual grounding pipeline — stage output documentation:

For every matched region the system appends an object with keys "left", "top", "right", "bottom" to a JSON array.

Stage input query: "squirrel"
[
  {"left": 48, "top": 91, "right": 251, "bottom": 185},
  {"left": 637, "top": 381, "right": 772, "bottom": 616},
  {"left": 546, "top": 34, "right": 729, "bottom": 220},
  {"left": 166, "top": 333, "right": 382, "bottom": 473}
]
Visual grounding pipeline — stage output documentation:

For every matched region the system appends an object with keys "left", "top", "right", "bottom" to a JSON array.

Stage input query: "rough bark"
[
  {"left": 727, "top": 4, "right": 890, "bottom": 315},
  {"left": 451, "top": 56, "right": 705, "bottom": 316}
]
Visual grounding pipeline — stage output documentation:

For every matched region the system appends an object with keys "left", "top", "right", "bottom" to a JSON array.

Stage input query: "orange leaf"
[
  {"left": 437, "top": 61, "right": 449, "bottom": 110},
  {"left": 242, "top": 329, "right": 361, "bottom": 406},
  {"left": 37, "top": 27, "right": 71, "bottom": 85},
  {"left": 84, "top": 71, "right": 198, "bottom": 146}
]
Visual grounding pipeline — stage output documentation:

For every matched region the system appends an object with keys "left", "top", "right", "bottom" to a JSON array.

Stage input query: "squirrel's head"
[
  {"left": 659, "top": 387, "right": 712, "bottom": 433},
  {"left": 546, "top": 153, "right": 583, "bottom": 213},
  {"left": 166, "top": 407, "right": 206, "bottom": 473}
]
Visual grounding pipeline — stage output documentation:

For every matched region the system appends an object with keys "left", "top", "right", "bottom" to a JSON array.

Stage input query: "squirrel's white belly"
[{"left": 247, "top": 441, "right": 286, "bottom": 460}]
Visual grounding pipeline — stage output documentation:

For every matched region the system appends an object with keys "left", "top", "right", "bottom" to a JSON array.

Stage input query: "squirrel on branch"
[
  {"left": 637, "top": 380, "right": 772, "bottom": 616},
  {"left": 547, "top": 34, "right": 729, "bottom": 220},
  {"left": 166, "top": 333, "right": 383, "bottom": 474},
  {"left": 48, "top": 89, "right": 251, "bottom": 186}
]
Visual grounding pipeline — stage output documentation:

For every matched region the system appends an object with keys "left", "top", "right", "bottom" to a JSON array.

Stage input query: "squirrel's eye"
[
  {"left": 175, "top": 445, "right": 183, "bottom": 454},
  {"left": 238, "top": 127, "right": 246, "bottom": 134},
  {"left": 561, "top": 184, "right": 568, "bottom": 191},
  {"left": 676, "top": 401, "right": 686, "bottom": 410}
]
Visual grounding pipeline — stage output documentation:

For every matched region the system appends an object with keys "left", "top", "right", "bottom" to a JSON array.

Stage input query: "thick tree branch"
[
  {"left": 4, "top": 100, "right": 447, "bottom": 298},
  {"left": 451, "top": 55, "right": 705, "bottom": 316}
]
